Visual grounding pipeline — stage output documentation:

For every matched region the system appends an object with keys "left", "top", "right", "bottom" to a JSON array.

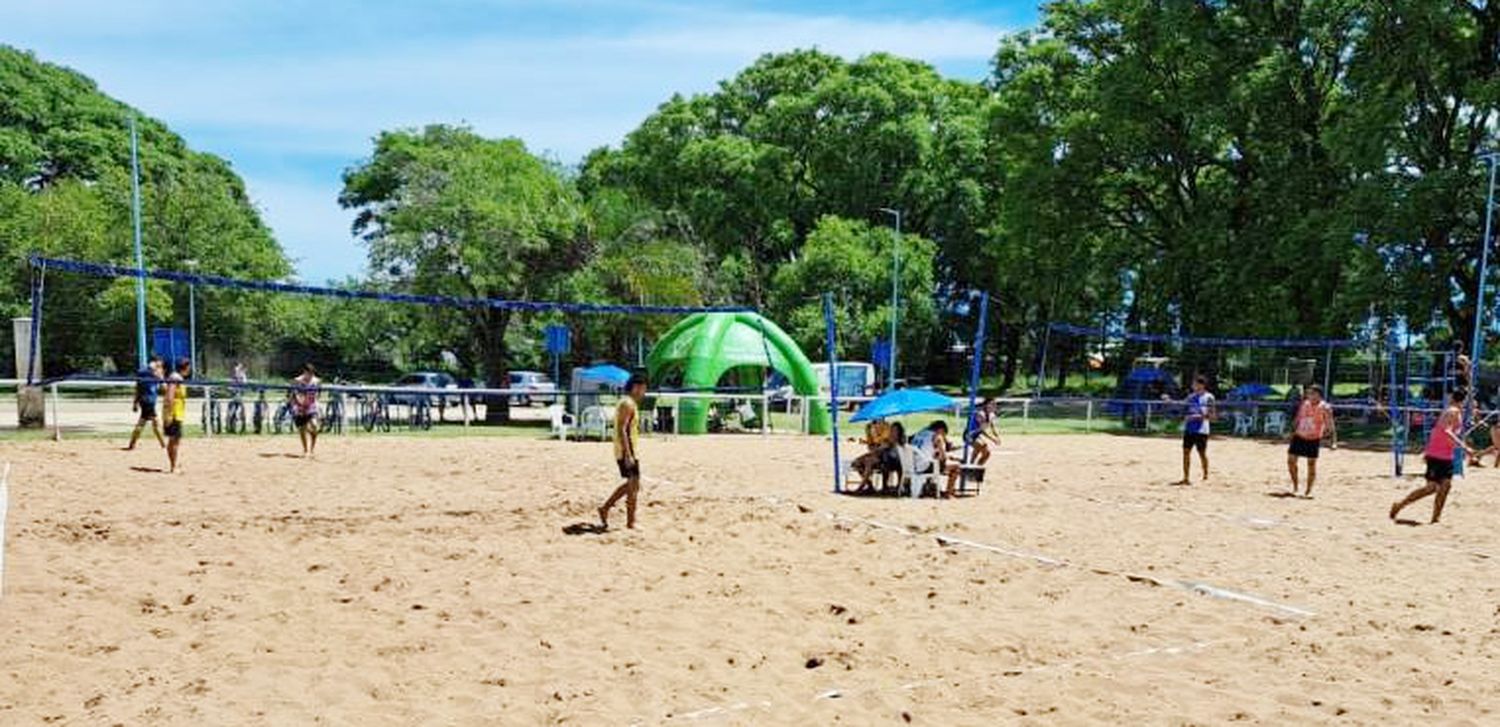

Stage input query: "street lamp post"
[
  {"left": 129, "top": 115, "right": 147, "bottom": 369},
  {"left": 184, "top": 259, "right": 199, "bottom": 377},
  {"left": 1472, "top": 152, "right": 1500, "bottom": 397},
  {"left": 878, "top": 207, "right": 902, "bottom": 390}
]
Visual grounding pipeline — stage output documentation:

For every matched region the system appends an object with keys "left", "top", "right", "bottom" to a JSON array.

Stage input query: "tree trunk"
[
  {"left": 480, "top": 310, "right": 513, "bottom": 424},
  {"left": 1000, "top": 323, "right": 1020, "bottom": 391}
]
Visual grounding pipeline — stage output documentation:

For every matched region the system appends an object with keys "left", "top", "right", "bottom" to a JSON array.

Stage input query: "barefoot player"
[
  {"left": 1391, "top": 389, "right": 1470, "bottom": 525},
  {"left": 599, "top": 373, "right": 648, "bottom": 530},
  {"left": 1287, "top": 384, "right": 1337, "bottom": 498},
  {"left": 125, "top": 355, "right": 166, "bottom": 450},
  {"left": 291, "top": 363, "right": 321, "bottom": 457},
  {"left": 163, "top": 358, "right": 190, "bottom": 474},
  {"left": 1175, "top": 376, "right": 1215, "bottom": 484}
]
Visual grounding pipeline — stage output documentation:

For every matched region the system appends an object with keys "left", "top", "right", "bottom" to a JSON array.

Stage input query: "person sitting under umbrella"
[
  {"left": 850, "top": 419, "right": 900, "bottom": 493},
  {"left": 912, "top": 420, "right": 963, "bottom": 498}
]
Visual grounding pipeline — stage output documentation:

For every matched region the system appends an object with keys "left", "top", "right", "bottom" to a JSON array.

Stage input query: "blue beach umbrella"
[{"left": 850, "top": 388, "right": 957, "bottom": 423}]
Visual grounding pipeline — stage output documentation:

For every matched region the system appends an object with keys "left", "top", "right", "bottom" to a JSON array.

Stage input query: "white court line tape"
[
  {"left": 825, "top": 510, "right": 1316, "bottom": 618},
  {"left": 671, "top": 700, "right": 772, "bottom": 721},
  {"left": 1080, "top": 494, "right": 1496, "bottom": 562},
  {"left": 0, "top": 462, "right": 10, "bottom": 600},
  {"left": 645, "top": 483, "right": 1315, "bottom": 617}
]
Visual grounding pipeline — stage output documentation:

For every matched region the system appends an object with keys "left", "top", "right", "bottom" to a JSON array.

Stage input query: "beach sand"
[{"left": 0, "top": 431, "right": 1497, "bottom": 724}]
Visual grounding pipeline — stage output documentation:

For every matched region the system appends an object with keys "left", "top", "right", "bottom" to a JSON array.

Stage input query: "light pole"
[
  {"left": 1471, "top": 152, "right": 1499, "bottom": 397},
  {"left": 129, "top": 115, "right": 147, "bottom": 369},
  {"left": 878, "top": 207, "right": 901, "bottom": 390},
  {"left": 184, "top": 259, "right": 199, "bottom": 377}
]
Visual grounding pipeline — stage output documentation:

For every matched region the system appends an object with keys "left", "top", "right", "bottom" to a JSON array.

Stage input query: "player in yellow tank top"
[
  {"left": 599, "top": 373, "right": 648, "bottom": 530},
  {"left": 163, "top": 358, "right": 191, "bottom": 473}
]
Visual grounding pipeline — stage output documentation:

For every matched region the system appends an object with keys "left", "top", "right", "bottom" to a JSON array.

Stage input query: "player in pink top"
[
  {"left": 1390, "top": 389, "right": 1470, "bottom": 524},
  {"left": 290, "top": 363, "right": 321, "bottom": 458},
  {"left": 1286, "top": 384, "right": 1337, "bottom": 498}
]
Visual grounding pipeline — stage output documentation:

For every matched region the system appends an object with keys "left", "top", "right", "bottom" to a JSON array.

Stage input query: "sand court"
[{"left": 1, "top": 432, "right": 1498, "bottom": 724}]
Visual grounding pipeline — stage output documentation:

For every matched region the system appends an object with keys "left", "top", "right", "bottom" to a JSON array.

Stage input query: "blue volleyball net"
[
  {"left": 19, "top": 255, "right": 796, "bottom": 437},
  {"left": 1010, "top": 322, "right": 1436, "bottom": 454}
]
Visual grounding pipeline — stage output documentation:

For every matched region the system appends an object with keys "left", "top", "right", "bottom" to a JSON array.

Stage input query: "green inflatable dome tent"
[{"left": 646, "top": 312, "right": 831, "bottom": 435}]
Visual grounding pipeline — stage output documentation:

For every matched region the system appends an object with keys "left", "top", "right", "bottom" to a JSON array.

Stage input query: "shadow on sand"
[{"left": 562, "top": 522, "right": 608, "bottom": 536}]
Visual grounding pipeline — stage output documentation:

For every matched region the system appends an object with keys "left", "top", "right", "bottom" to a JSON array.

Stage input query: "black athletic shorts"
[
  {"left": 1424, "top": 456, "right": 1454, "bottom": 482},
  {"left": 137, "top": 401, "right": 157, "bottom": 420},
  {"left": 164, "top": 421, "right": 182, "bottom": 439},
  {"left": 880, "top": 447, "right": 901, "bottom": 472},
  {"left": 293, "top": 413, "right": 316, "bottom": 428},
  {"left": 1182, "top": 431, "right": 1209, "bottom": 453},
  {"left": 617, "top": 458, "right": 640, "bottom": 479},
  {"left": 1288, "top": 436, "right": 1321, "bottom": 459}
]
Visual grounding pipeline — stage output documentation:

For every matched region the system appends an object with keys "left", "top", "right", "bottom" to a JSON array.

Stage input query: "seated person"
[
  {"left": 850, "top": 420, "right": 897, "bottom": 492},
  {"left": 886, "top": 422, "right": 913, "bottom": 493},
  {"left": 911, "top": 420, "right": 964, "bottom": 498}
]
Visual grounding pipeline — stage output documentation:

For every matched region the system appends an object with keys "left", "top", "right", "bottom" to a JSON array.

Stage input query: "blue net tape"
[
  {"left": 1047, "top": 323, "right": 1359, "bottom": 348},
  {"left": 31, "top": 256, "right": 754, "bottom": 315}
]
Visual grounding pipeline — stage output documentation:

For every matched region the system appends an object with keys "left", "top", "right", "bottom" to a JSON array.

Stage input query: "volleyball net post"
[
  {"left": 960, "top": 292, "right": 990, "bottom": 467},
  {"left": 822, "top": 292, "right": 842, "bottom": 494}
]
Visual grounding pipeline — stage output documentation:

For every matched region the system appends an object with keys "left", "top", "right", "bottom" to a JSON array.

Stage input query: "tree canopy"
[
  {"left": 8, "top": 1, "right": 1500, "bottom": 395},
  {"left": 0, "top": 45, "right": 290, "bottom": 373}
]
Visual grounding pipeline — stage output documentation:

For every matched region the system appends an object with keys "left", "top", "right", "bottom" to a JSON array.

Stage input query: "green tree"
[
  {"left": 340, "top": 125, "right": 587, "bottom": 421},
  {"left": 770, "top": 215, "right": 937, "bottom": 366},
  {"left": 0, "top": 45, "right": 290, "bottom": 375}
]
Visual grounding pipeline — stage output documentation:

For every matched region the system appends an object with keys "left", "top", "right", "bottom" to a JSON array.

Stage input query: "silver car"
[{"left": 508, "top": 371, "right": 557, "bottom": 406}]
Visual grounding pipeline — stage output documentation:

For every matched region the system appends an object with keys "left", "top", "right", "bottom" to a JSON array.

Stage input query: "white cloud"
[
  {"left": 8, "top": 3, "right": 1009, "bottom": 280},
  {"left": 242, "top": 176, "right": 361, "bottom": 284}
]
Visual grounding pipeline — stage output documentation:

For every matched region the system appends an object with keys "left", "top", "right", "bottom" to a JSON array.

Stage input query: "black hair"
[
  {"left": 176, "top": 357, "right": 191, "bottom": 371},
  {"left": 148, "top": 354, "right": 163, "bottom": 364},
  {"left": 1307, "top": 384, "right": 1323, "bottom": 396},
  {"left": 1451, "top": 388, "right": 1468, "bottom": 404},
  {"left": 302, "top": 362, "right": 317, "bottom": 375},
  {"left": 1194, "top": 375, "right": 1208, "bottom": 386},
  {"left": 890, "top": 421, "right": 907, "bottom": 443},
  {"left": 626, "top": 372, "right": 649, "bottom": 390},
  {"left": 929, "top": 420, "right": 948, "bottom": 433}
]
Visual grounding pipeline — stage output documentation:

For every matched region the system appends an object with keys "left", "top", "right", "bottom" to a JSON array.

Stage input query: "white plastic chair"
[
  {"left": 580, "top": 406, "right": 611, "bottom": 441},
  {"left": 907, "top": 446, "right": 938, "bottom": 499},
  {"left": 1233, "top": 412, "right": 1255, "bottom": 436},
  {"left": 1263, "top": 411, "right": 1287, "bottom": 436},
  {"left": 548, "top": 404, "right": 575, "bottom": 440}
]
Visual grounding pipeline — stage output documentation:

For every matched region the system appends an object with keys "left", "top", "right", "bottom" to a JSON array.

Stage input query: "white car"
[{"left": 508, "top": 371, "right": 557, "bottom": 406}]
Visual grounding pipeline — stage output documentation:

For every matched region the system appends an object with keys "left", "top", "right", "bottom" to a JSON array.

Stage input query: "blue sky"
[{"left": 9, "top": 1, "right": 1037, "bottom": 282}]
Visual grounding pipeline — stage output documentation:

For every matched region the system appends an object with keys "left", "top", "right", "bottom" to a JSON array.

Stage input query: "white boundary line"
[
  {"left": 640, "top": 482, "right": 1316, "bottom": 618},
  {"left": 1076, "top": 493, "right": 1497, "bottom": 562},
  {"left": 822, "top": 511, "right": 1315, "bottom": 618}
]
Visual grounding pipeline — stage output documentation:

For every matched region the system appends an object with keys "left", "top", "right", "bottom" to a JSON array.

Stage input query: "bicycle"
[
  {"left": 323, "top": 392, "right": 345, "bottom": 435},
  {"left": 360, "top": 393, "right": 391, "bottom": 433},
  {"left": 201, "top": 390, "right": 223, "bottom": 435},
  {"left": 225, "top": 391, "right": 247, "bottom": 434},
  {"left": 272, "top": 398, "right": 294, "bottom": 434},
  {"left": 252, "top": 390, "right": 269, "bottom": 434},
  {"left": 408, "top": 396, "right": 434, "bottom": 431}
]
